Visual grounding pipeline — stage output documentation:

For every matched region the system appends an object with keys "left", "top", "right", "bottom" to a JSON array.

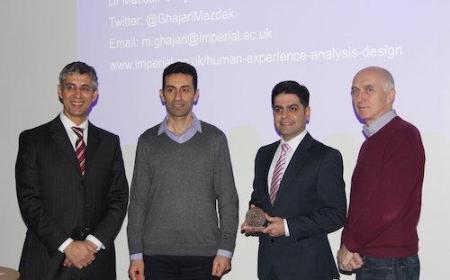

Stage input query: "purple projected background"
[{"left": 77, "top": 0, "right": 450, "bottom": 145}]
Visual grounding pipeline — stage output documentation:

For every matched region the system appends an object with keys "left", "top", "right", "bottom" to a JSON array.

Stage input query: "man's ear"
[
  {"left": 159, "top": 89, "right": 165, "bottom": 104},
  {"left": 305, "top": 106, "right": 311, "bottom": 123},
  {"left": 387, "top": 88, "right": 396, "bottom": 104},
  {"left": 93, "top": 90, "right": 99, "bottom": 103},
  {"left": 194, "top": 89, "right": 199, "bottom": 104},
  {"left": 57, "top": 84, "right": 63, "bottom": 103},
  {"left": 57, "top": 84, "right": 62, "bottom": 98}
]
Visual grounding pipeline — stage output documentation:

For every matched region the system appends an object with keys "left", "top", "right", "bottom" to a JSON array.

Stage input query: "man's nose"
[
  {"left": 74, "top": 88, "right": 83, "bottom": 97},
  {"left": 174, "top": 89, "right": 183, "bottom": 100}
]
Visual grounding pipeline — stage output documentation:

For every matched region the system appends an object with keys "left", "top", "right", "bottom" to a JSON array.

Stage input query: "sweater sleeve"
[
  {"left": 343, "top": 128, "right": 425, "bottom": 252},
  {"left": 213, "top": 133, "right": 239, "bottom": 253},
  {"left": 127, "top": 135, "right": 151, "bottom": 255}
]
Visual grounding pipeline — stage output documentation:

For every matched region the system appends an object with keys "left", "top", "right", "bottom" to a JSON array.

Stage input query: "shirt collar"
[
  {"left": 158, "top": 113, "right": 202, "bottom": 136},
  {"left": 281, "top": 129, "right": 307, "bottom": 150},
  {"left": 59, "top": 112, "right": 88, "bottom": 131},
  {"left": 363, "top": 110, "right": 397, "bottom": 137}
]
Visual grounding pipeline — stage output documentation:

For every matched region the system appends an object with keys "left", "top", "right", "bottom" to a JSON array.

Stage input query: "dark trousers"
[
  {"left": 356, "top": 255, "right": 420, "bottom": 280},
  {"left": 260, "top": 270, "right": 335, "bottom": 280},
  {"left": 144, "top": 255, "right": 216, "bottom": 280}
]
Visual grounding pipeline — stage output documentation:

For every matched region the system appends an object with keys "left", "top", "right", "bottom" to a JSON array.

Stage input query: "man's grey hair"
[{"left": 59, "top": 61, "right": 98, "bottom": 90}]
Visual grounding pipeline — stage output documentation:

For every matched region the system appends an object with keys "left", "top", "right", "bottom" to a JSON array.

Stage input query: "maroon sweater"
[{"left": 342, "top": 117, "right": 425, "bottom": 257}]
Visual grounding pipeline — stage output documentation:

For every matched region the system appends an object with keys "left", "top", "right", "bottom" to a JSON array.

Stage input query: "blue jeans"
[{"left": 356, "top": 255, "right": 420, "bottom": 280}]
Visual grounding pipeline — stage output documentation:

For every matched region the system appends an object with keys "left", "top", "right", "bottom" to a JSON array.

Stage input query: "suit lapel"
[
  {"left": 85, "top": 122, "right": 101, "bottom": 177},
  {"left": 275, "top": 133, "right": 313, "bottom": 204},
  {"left": 50, "top": 117, "right": 80, "bottom": 170}
]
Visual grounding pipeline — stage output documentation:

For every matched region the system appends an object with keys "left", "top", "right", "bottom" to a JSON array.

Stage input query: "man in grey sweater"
[{"left": 127, "top": 62, "right": 239, "bottom": 280}]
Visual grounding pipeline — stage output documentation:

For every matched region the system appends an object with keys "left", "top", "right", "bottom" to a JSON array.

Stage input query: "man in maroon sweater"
[{"left": 337, "top": 66, "right": 425, "bottom": 280}]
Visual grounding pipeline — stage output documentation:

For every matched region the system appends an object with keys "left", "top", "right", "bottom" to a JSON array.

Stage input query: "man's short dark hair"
[
  {"left": 271, "top": 80, "right": 310, "bottom": 108},
  {"left": 59, "top": 61, "right": 98, "bottom": 90},
  {"left": 162, "top": 62, "right": 198, "bottom": 90}
]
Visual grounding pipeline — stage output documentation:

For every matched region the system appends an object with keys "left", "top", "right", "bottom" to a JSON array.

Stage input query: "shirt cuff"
[
  {"left": 284, "top": 219, "right": 290, "bottom": 237},
  {"left": 58, "top": 238, "right": 74, "bottom": 253},
  {"left": 86, "top": 234, "right": 105, "bottom": 251},
  {"left": 217, "top": 249, "right": 233, "bottom": 259},
  {"left": 130, "top": 253, "right": 144, "bottom": 261}
]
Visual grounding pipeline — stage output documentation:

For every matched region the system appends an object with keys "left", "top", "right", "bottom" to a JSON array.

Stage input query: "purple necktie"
[
  {"left": 269, "top": 143, "right": 290, "bottom": 204},
  {"left": 71, "top": 127, "right": 86, "bottom": 176}
]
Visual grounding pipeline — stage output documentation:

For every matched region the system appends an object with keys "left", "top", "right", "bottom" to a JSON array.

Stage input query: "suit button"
[{"left": 270, "top": 238, "right": 274, "bottom": 243}]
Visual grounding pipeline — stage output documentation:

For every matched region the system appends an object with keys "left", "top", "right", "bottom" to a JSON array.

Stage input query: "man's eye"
[
  {"left": 365, "top": 87, "right": 376, "bottom": 94},
  {"left": 81, "top": 86, "right": 93, "bottom": 93}
]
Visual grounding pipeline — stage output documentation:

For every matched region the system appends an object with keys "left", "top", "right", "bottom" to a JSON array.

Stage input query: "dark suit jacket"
[
  {"left": 15, "top": 117, "right": 129, "bottom": 280},
  {"left": 250, "top": 133, "right": 346, "bottom": 280}
]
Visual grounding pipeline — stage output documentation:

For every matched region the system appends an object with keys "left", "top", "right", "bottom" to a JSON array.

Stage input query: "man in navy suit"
[
  {"left": 15, "top": 61, "right": 129, "bottom": 279},
  {"left": 242, "top": 81, "right": 346, "bottom": 280}
]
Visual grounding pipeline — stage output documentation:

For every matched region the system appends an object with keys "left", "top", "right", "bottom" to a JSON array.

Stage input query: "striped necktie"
[
  {"left": 269, "top": 143, "right": 290, "bottom": 204},
  {"left": 71, "top": 127, "right": 86, "bottom": 176}
]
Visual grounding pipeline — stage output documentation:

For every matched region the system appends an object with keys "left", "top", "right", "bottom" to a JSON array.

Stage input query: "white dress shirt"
[{"left": 267, "top": 129, "right": 307, "bottom": 236}]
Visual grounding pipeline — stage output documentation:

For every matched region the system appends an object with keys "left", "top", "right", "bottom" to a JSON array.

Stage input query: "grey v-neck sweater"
[{"left": 128, "top": 121, "right": 239, "bottom": 257}]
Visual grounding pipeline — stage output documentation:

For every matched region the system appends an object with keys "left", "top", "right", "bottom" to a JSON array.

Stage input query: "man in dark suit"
[
  {"left": 15, "top": 61, "right": 129, "bottom": 279},
  {"left": 241, "top": 81, "right": 347, "bottom": 280}
]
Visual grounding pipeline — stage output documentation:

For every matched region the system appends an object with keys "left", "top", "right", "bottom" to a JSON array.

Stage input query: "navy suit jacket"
[
  {"left": 16, "top": 117, "right": 129, "bottom": 280},
  {"left": 250, "top": 133, "right": 346, "bottom": 280}
]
